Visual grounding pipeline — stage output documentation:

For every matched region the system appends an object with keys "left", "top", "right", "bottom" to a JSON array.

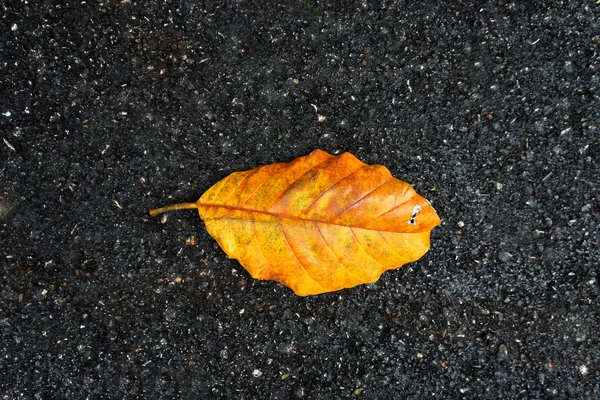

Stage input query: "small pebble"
[{"left": 498, "top": 251, "right": 512, "bottom": 263}]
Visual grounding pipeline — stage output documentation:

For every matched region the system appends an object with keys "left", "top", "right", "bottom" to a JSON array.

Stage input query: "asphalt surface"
[{"left": 1, "top": 1, "right": 599, "bottom": 399}]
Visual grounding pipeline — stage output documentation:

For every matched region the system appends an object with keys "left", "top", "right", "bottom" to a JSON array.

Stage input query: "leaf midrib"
[{"left": 197, "top": 201, "right": 423, "bottom": 234}]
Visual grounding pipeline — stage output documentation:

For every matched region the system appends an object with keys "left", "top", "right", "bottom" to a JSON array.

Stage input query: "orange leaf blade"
[{"left": 197, "top": 150, "right": 440, "bottom": 295}]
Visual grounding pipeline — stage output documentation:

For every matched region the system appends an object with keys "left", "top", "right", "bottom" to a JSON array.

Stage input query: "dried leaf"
[{"left": 150, "top": 149, "right": 440, "bottom": 296}]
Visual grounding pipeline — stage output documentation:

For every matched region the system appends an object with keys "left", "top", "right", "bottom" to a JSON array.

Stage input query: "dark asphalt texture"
[{"left": 1, "top": 1, "right": 599, "bottom": 399}]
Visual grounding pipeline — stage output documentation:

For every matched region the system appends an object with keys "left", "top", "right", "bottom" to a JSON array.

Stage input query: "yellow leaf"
[{"left": 150, "top": 150, "right": 440, "bottom": 295}]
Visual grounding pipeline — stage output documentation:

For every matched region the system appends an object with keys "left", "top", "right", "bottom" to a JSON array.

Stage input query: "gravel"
[{"left": 1, "top": 1, "right": 599, "bottom": 398}]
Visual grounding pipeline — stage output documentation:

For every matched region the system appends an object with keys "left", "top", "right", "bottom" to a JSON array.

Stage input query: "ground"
[{"left": 1, "top": 1, "right": 599, "bottom": 399}]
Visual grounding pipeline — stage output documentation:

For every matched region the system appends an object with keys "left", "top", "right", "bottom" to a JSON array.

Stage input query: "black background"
[{"left": 1, "top": 1, "right": 598, "bottom": 398}]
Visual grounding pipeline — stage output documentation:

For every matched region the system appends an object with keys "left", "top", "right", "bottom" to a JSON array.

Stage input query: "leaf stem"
[{"left": 149, "top": 202, "right": 199, "bottom": 217}]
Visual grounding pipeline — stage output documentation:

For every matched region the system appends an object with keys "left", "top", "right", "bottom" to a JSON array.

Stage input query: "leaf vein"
[
  {"left": 370, "top": 184, "right": 412, "bottom": 220},
  {"left": 221, "top": 168, "right": 262, "bottom": 205},
  {"left": 266, "top": 157, "right": 332, "bottom": 210},
  {"left": 315, "top": 223, "right": 362, "bottom": 283},
  {"left": 250, "top": 217, "right": 279, "bottom": 281},
  {"left": 199, "top": 205, "right": 421, "bottom": 233},
  {"left": 278, "top": 220, "right": 326, "bottom": 290},
  {"left": 349, "top": 226, "right": 383, "bottom": 268},
  {"left": 377, "top": 231, "right": 410, "bottom": 263},
  {"left": 303, "top": 165, "right": 366, "bottom": 213},
  {"left": 332, "top": 177, "right": 393, "bottom": 219},
  {"left": 239, "top": 166, "right": 276, "bottom": 205}
]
